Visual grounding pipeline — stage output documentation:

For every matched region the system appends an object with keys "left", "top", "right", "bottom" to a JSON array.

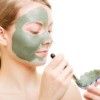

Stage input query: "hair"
[
  {"left": 0, "top": 0, "right": 51, "bottom": 30},
  {"left": 0, "top": 0, "right": 51, "bottom": 66}
]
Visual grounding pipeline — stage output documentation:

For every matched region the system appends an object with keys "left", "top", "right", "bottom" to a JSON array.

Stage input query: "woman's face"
[{"left": 8, "top": 2, "right": 53, "bottom": 66}]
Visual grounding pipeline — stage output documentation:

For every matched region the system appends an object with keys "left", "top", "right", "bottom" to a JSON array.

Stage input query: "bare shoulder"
[{"left": 62, "top": 80, "right": 83, "bottom": 100}]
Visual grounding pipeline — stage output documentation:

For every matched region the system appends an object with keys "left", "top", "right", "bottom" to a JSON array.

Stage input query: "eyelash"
[
  {"left": 30, "top": 31, "right": 39, "bottom": 35},
  {"left": 30, "top": 29, "right": 52, "bottom": 35}
]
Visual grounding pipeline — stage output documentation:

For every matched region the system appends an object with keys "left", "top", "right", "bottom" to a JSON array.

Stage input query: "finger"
[
  {"left": 97, "top": 79, "right": 100, "bottom": 84},
  {"left": 54, "top": 59, "right": 69, "bottom": 74},
  {"left": 59, "top": 66, "right": 73, "bottom": 80},
  {"left": 84, "top": 96, "right": 92, "bottom": 100},
  {"left": 46, "top": 54, "right": 64, "bottom": 70},
  {"left": 84, "top": 91, "right": 100, "bottom": 100},
  {"left": 87, "top": 86, "right": 100, "bottom": 96},
  {"left": 84, "top": 97, "right": 92, "bottom": 100},
  {"left": 64, "top": 71, "right": 73, "bottom": 84},
  {"left": 62, "top": 73, "right": 73, "bottom": 91}
]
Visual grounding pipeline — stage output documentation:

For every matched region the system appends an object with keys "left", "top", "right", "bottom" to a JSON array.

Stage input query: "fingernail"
[
  {"left": 87, "top": 85, "right": 94, "bottom": 90},
  {"left": 97, "top": 78, "right": 100, "bottom": 82},
  {"left": 83, "top": 93, "right": 88, "bottom": 97}
]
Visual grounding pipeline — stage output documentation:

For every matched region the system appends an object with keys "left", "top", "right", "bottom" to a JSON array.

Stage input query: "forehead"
[{"left": 17, "top": 2, "right": 52, "bottom": 24}]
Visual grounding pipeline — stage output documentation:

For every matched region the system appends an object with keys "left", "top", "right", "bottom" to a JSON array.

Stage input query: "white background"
[{"left": 38, "top": 0, "right": 100, "bottom": 78}]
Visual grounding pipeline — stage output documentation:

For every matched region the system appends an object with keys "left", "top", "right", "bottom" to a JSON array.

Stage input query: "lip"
[{"left": 36, "top": 50, "right": 48, "bottom": 57}]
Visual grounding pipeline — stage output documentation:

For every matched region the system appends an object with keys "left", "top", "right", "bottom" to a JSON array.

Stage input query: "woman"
[
  {"left": 84, "top": 79, "right": 100, "bottom": 100},
  {"left": 0, "top": 0, "right": 82, "bottom": 100}
]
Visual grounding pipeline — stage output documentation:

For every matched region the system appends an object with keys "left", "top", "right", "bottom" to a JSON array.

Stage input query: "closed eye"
[
  {"left": 23, "top": 22, "right": 43, "bottom": 35},
  {"left": 30, "top": 31, "right": 39, "bottom": 35}
]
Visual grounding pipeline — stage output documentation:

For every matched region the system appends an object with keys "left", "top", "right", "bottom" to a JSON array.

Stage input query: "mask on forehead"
[{"left": 12, "top": 7, "right": 53, "bottom": 65}]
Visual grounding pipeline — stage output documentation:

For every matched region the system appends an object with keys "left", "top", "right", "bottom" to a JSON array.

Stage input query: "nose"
[
  {"left": 42, "top": 31, "right": 53, "bottom": 46},
  {"left": 42, "top": 39, "right": 53, "bottom": 48}
]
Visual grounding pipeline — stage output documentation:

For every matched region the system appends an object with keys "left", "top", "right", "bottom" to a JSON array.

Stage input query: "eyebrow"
[{"left": 30, "top": 21, "right": 53, "bottom": 27}]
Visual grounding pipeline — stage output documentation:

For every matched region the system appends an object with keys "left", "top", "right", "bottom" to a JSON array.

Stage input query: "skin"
[{"left": 84, "top": 79, "right": 100, "bottom": 100}]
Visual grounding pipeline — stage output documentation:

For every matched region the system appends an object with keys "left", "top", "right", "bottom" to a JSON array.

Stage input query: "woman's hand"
[
  {"left": 39, "top": 54, "right": 73, "bottom": 100},
  {"left": 84, "top": 79, "right": 100, "bottom": 100}
]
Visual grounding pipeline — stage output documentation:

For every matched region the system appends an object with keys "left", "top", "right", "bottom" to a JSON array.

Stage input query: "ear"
[{"left": 0, "top": 26, "right": 7, "bottom": 46}]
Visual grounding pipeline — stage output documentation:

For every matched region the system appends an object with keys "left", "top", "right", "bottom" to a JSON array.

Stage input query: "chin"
[
  {"left": 30, "top": 57, "right": 47, "bottom": 66},
  {"left": 34, "top": 62, "right": 46, "bottom": 67},
  {"left": 12, "top": 53, "right": 47, "bottom": 68}
]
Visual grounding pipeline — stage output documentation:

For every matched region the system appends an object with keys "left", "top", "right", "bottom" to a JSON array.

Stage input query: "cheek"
[
  {"left": 12, "top": 28, "right": 42, "bottom": 61},
  {"left": 13, "top": 28, "right": 41, "bottom": 49}
]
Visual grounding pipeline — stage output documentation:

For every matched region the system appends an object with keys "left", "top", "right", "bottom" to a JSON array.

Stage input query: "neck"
[{"left": 0, "top": 53, "right": 40, "bottom": 91}]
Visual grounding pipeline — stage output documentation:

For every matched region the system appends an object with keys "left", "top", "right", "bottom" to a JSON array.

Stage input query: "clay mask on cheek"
[{"left": 12, "top": 7, "right": 53, "bottom": 64}]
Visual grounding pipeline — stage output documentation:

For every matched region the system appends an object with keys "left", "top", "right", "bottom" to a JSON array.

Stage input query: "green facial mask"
[{"left": 12, "top": 7, "right": 53, "bottom": 65}]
